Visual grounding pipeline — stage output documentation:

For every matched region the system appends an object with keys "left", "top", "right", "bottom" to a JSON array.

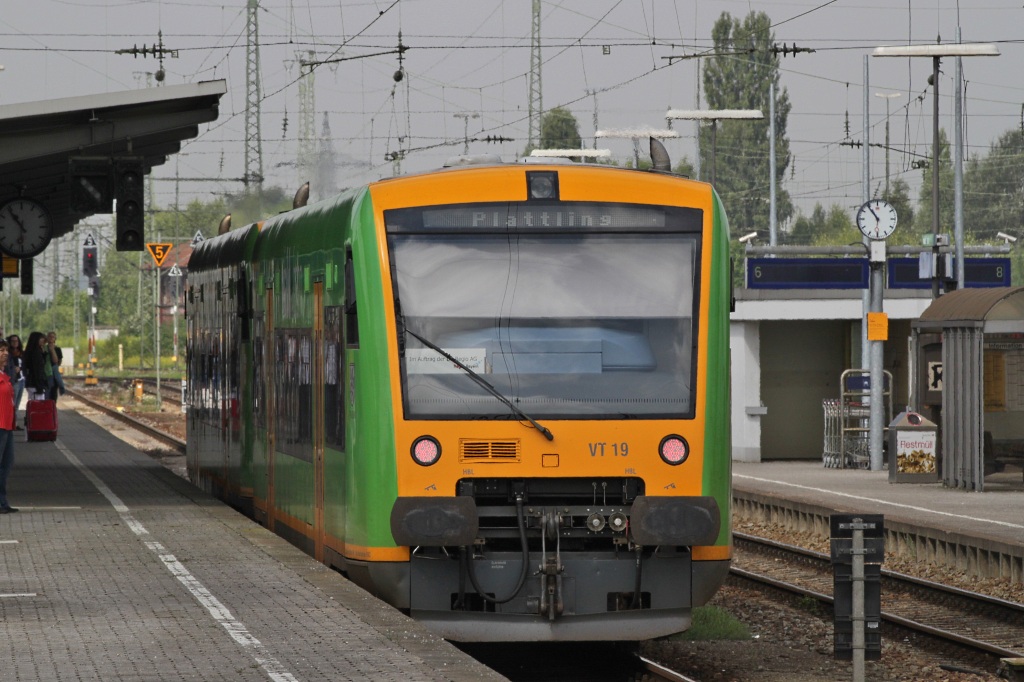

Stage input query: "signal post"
[{"left": 83, "top": 233, "right": 99, "bottom": 385}]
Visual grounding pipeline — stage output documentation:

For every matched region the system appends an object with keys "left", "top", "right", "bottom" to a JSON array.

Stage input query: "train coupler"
[{"left": 537, "top": 509, "right": 565, "bottom": 620}]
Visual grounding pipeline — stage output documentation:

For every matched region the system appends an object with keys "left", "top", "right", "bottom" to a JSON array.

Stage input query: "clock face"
[
  {"left": 856, "top": 200, "right": 898, "bottom": 240},
  {"left": 0, "top": 198, "right": 53, "bottom": 258}
]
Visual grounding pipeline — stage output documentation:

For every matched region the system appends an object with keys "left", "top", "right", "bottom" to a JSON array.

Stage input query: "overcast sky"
[{"left": 2, "top": 0, "right": 1023, "bottom": 230}]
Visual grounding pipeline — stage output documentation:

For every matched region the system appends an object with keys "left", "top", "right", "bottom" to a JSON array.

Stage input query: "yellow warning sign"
[{"left": 146, "top": 243, "right": 173, "bottom": 267}]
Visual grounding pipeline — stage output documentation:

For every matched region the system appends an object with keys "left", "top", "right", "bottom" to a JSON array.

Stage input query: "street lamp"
[
  {"left": 665, "top": 109, "right": 763, "bottom": 186},
  {"left": 452, "top": 112, "right": 479, "bottom": 155},
  {"left": 874, "top": 92, "right": 901, "bottom": 197},
  {"left": 595, "top": 128, "right": 679, "bottom": 169},
  {"left": 873, "top": 43, "right": 998, "bottom": 297}
]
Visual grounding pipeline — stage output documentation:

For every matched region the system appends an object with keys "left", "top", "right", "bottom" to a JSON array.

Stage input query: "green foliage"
[
  {"left": 963, "top": 128, "right": 1024, "bottom": 241},
  {"left": 221, "top": 186, "right": 292, "bottom": 227},
  {"left": 703, "top": 11, "right": 794, "bottom": 236},
  {"left": 674, "top": 605, "right": 751, "bottom": 641},
  {"left": 883, "top": 178, "right": 916, "bottom": 242},
  {"left": 788, "top": 203, "right": 857, "bottom": 246},
  {"left": 527, "top": 107, "right": 582, "bottom": 156},
  {"left": 675, "top": 156, "right": 696, "bottom": 178},
  {"left": 913, "top": 129, "right": 953, "bottom": 242},
  {"left": 89, "top": 322, "right": 184, "bottom": 377},
  {"left": 9, "top": 188, "right": 292, "bottom": 370}
]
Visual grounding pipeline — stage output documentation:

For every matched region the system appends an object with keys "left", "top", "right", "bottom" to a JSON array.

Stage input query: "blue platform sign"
[
  {"left": 887, "top": 257, "right": 1011, "bottom": 289},
  {"left": 746, "top": 257, "right": 869, "bottom": 290}
]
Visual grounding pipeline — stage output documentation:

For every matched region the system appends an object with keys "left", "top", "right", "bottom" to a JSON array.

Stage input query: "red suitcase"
[{"left": 26, "top": 399, "right": 58, "bottom": 441}]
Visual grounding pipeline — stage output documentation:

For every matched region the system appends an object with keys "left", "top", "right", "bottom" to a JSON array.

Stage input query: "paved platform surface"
[
  {"left": 1, "top": 407, "right": 504, "bottom": 681},
  {"left": 733, "top": 460, "right": 1024, "bottom": 550}
]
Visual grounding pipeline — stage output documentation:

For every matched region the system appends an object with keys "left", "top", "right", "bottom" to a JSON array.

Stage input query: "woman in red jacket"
[{"left": 0, "top": 339, "right": 16, "bottom": 513}]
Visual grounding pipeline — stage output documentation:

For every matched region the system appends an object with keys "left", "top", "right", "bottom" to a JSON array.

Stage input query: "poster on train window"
[{"left": 406, "top": 348, "right": 486, "bottom": 374}]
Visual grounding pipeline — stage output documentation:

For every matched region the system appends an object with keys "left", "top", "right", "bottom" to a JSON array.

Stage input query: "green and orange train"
[{"left": 185, "top": 150, "right": 732, "bottom": 642}]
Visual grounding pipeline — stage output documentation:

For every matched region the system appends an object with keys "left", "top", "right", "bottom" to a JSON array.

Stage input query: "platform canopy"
[
  {"left": 912, "top": 286, "right": 1024, "bottom": 491},
  {"left": 0, "top": 80, "right": 227, "bottom": 241},
  {"left": 914, "top": 286, "right": 1024, "bottom": 333}
]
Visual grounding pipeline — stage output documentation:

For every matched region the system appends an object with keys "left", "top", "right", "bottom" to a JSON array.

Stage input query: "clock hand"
[
  {"left": 868, "top": 204, "right": 880, "bottom": 221},
  {"left": 10, "top": 211, "right": 26, "bottom": 232}
]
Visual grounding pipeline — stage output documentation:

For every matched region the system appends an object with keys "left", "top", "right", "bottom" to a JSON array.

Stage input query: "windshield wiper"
[{"left": 404, "top": 328, "right": 554, "bottom": 441}]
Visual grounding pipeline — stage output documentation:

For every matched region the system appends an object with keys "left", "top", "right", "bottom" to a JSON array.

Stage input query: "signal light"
[
  {"left": 410, "top": 436, "right": 441, "bottom": 466},
  {"left": 115, "top": 161, "right": 145, "bottom": 251},
  {"left": 83, "top": 246, "right": 98, "bottom": 277},
  {"left": 659, "top": 435, "right": 689, "bottom": 466}
]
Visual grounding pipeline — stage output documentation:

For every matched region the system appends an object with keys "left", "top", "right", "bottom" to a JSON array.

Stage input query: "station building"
[{"left": 728, "top": 250, "right": 1019, "bottom": 466}]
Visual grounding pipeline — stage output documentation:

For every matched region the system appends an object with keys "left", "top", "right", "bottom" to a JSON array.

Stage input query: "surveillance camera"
[
  {"left": 738, "top": 231, "right": 758, "bottom": 244},
  {"left": 997, "top": 231, "right": 1018, "bottom": 243}
]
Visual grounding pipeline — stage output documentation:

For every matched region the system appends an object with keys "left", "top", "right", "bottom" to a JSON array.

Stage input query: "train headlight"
[
  {"left": 411, "top": 436, "right": 442, "bottom": 466},
  {"left": 526, "top": 171, "right": 559, "bottom": 200},
  {"left": 658, "top": 435, "right": 689, "bottom": 465}
]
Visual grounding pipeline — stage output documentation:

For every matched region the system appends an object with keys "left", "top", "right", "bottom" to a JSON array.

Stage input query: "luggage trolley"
[{"left": 823, "top": 369, "right": 892, "bottom": 469}]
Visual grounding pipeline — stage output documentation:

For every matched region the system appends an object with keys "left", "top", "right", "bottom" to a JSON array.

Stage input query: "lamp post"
[
  {"left": 873, "top": 43, "right": 999, "bottom": 297},
  {"left": 874, "top": 92, "right": 901, "bottom": 197},
  {"left": 665, "top": 109, "right": 764, "bottom": 186},
  {"left": 594, "top": 128, "right": 679, "bottom": 169},
  {"left": 453, "top": 112, "right": 479, "bottom": 155}
]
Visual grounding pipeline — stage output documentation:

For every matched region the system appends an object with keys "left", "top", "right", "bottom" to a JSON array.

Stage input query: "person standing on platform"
[
  {"left": 24, "top": 331, "right": 48, "bottom": 402},
  {"left": 46, "top": 331, "right": 65, "bottom": 402},
  {"left": 0, "top": 339, "right": 18, "bottom": 513},
  {"left": 5, "top": 335, "right": 24, "bottom": 430}
]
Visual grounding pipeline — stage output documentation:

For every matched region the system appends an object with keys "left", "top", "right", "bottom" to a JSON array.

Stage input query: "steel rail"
[
  {"left": 732, "top": 532, "right": 1024, "bottom": 661},
  {"left": 65, "top": 388, "right": 186, "bottom": 455}
]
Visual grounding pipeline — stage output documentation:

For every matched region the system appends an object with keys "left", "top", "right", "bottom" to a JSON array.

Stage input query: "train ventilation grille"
[{"left": 460, "top": 439, "right": 521, "bottom": 462}]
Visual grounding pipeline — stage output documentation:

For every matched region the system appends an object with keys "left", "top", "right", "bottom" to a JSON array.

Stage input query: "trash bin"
[{"left": 888, "top": 411, "right": 939, "bottom": 483}]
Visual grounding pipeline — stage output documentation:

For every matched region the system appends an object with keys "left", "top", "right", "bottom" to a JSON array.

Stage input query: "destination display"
[
  {"left": 745, "top": 256, "right": 1011, "bottom": 290},
  {"left": 385, "top": 203, "right": 703, "bottom": 232},
  {"left": 746, "top": 257, "right": 869, "bottom": 290},
  {"left": 887, "top": 257, "right": 1011, "bottom": 288}
]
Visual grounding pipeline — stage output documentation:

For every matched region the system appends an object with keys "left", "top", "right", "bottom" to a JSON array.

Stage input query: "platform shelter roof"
[{"left": 913, "top": 286, "right": 1024, "bottom": 333}]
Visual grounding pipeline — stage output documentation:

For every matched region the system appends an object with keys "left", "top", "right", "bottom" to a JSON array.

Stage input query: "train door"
[
  {"left": 265, "top": 288, "right": 276, "bottom": 531},
  {"left": 313, "top": 282, "right": 326, "bottom": 561}
]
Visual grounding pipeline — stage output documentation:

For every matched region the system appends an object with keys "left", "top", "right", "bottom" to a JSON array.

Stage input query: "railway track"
[
  {"left": 633, "top": 655, "right": 699, "bottom": 681},
  {"left": 65, "top": 386, "right": 186, "bottom": 455},
  {"left": 62, "top": 383, "right": 1024, "bottom": 676},
  {"left": 731, "top": 531, "right": 1024, "bottom": 663}
]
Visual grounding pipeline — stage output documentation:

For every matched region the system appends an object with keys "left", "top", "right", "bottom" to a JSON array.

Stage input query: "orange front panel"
[
  {"left": 369, "top": 164, "right": 717, "bottom": 501},
  {"left": 394, "top": 420, "right": 709, "bottom": 498}
]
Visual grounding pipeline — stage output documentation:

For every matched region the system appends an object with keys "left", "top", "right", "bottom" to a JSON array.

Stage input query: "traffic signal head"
[
  {"left": 83, "top": 246, "right": 98, "bottom": 277},
  {"left": 115, "top": 161, "right": 145, "bottom": 251}
]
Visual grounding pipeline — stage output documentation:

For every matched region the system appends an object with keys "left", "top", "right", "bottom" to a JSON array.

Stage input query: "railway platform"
[
  {"left": 733, "top": 460, "right": 1024, "bottom": 581},
  {"left": 0, "top": 405, "right": 505, "bottom": 681}
]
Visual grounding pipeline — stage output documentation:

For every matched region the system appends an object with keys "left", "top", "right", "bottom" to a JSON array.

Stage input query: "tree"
[
  {"left": 153, "top": 197, "right": 230, "bottom": 244},
  {"left": 912, "top": 129, "right": 954, "bottom": 243},
  {"left": 883, "top": 177, "right": 915, "bottom": 242},
  {"left": 702, "top": 11, "right": 794, "bottom": 236},
  {"left": 963, "top": 128, "right": 1024, "bottom": 243},
  {"left": 788, "top": 203, "right": 856, "bottom": 246},
  {"left": 533, "top": 107, "right": 581, "bottom": 154}
]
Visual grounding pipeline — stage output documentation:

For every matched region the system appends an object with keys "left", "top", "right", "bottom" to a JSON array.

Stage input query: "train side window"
[
  {"left": 324, "top": 306, "right": 345, "bottom": 448},
  {"left": 253, "top": 316, "right": 265, "bottom": 429},
  {"left": 344, "top": 247, "right": 359, "bottom": 348},
  {"left": 238, "top": 270, "right": 251, "bottom": 342},
  {"left": 274, "top": 330, "right": 313, "bottom": 460}
]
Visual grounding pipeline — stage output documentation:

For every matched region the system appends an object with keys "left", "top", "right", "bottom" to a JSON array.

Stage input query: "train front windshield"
[{"left": 386, "top": 201, "right": 703, "bottom": 420}]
